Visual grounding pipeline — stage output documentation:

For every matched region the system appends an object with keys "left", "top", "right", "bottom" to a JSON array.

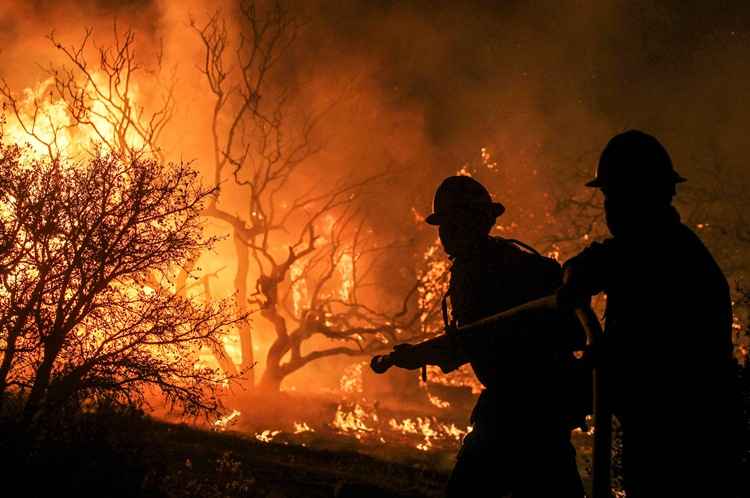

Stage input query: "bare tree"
[
  {"left": 0, "top": 22, "right": 175, "bottom": 162},
  {"left": 677, "top": 141, "right": 750, "bottom": 280},
  {"left": 192, "top": 1, "right": 429, "bottom": 391},
  {"left": 537, "top": 149, "right": 607, "bottom": 258},
  {"left": 0, "top": 23, "right": 244, "bottom": 383},
  {"left": 250, "top": 192, "right": 426, "bottom": 390},
  {"left": 0, "top": 133, "right": 242, "bottom": 426}
]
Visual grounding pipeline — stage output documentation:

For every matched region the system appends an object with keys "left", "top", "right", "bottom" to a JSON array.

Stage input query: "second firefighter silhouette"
[
  {"left": 374, "top": 176, "right": 586, "bottom": 497},
  {"left": 557, "top": 131, "right": 741, "bottom": 498}
]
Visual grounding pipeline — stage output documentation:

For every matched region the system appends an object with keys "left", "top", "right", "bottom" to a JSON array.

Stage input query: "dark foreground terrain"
[
  {"left": 2, "top": 402, "right": 449, "bottom": 498},
  {"left": 4, "top": 365, "right": 748, "bottom": 498},
  {"left": 1, "top": 396, "right": 594, "bottom": 498},
  {"left": 149, "top": 421, "right": 451, "bottom": 498}
]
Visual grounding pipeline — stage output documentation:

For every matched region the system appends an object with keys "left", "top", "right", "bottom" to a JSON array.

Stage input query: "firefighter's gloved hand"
[{"left": 391, "top": 343, "right": 424, "bottom": 370}]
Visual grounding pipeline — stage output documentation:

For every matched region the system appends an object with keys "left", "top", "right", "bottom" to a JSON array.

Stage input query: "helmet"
[
  {"left": 425, "top": 176, "right": 505, "bottom": 226},
  {"left": 586, "top": 130, "right": 686, "bottom": 190}
]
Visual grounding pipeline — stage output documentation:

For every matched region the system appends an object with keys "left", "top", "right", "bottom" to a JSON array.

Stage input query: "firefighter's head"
[
  {"left": 587, "top": 130, "right": 686, "bottom": 237},
  {"left": 426, "top": 176, "right": 504, "bottom": 257}
]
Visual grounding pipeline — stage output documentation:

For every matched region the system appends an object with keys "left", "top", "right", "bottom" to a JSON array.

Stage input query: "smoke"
[
  {"left": 2, "top": 0, "right": 749, "bottom": 392},
  {"left": 3, "top": 0, "right": 748, "bottom": 243},
  {"left": 289, "top": 0, "right": 750, "bottom": 276}
]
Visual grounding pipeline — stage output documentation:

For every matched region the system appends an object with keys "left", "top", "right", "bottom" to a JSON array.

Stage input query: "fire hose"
[{"left": 370, "top": 296, "right": 612, "bottom": 498}]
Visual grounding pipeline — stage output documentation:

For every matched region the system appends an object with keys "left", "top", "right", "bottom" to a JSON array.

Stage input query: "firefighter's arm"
[
  {"left": 557, "top": 241, "right": 611, "bottom": 311},
  {"left": 452, "top": 293, "right": 559, "bottom": 353},
  {"left": 370, "top": 333, "right": 467, "bottom": 373},
  {"left": 555, "top": 265, "right": 593, "bottom": 312},
  {"left": 373, "top": 297, "right": 560, "bottom": 374},
  {"left": 372, "top": 240, "right": 613, "bottom": 374}
]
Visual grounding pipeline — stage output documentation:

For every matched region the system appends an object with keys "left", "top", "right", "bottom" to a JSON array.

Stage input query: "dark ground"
[
  {"left": 2, "top": 390, "right": 594, "bottom": 498},
  {"left": 149, "top": 421, "right": 450, "bottom": 498},
  {"left": 3, "top": 409, "right": 450, "bottom": 498},
  {"left": 3, "top": 364, "right": 748, "bottom": 498}
]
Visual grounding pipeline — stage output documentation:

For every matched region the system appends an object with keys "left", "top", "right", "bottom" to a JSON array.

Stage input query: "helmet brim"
[
  {"left": 425, "top": 202, "right": 505, "bottom": 225},
  {"left": 425, "top": 213, "right": 442, "bottom": 226},
  {"left": 584, "top": 178, "right": 603, "bottom": 188},
  {"left": 585, "top": 173, "right": 687, "bottom": 189}
]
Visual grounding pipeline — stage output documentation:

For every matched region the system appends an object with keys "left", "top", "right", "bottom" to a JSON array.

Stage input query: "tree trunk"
[
  {"left": 0, "top": 283, "right": 46, "bottom": 409},
  {"left": 258, "top": 365, "right": 284, "bottom": 391},
  {"left": 258, "top": 308, "right": 290, "bottom": 391},
  {"left": 260, "top": 336, "right": 288, "bottom": 391},
  {"left": 21, "top": 348, "right": 58, "bottom": 426},
  {"left": 235, "top": 237, "right": 254, "bottom": 387},
  {"left": 0, "top": 327, "right": 21, "bottom": 405}
]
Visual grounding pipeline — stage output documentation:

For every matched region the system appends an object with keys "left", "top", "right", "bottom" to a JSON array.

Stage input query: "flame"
[
  {"left": 547, "top": 248, "right": 561, "bottom": 262},
  {"left": 731, "top": 300, "right": 748, "bottom": 364},
  {"left": 480, "top": 147, "right": 497, "bottom": 170},
  {"left": 213, "top": 409, "right": 241, "bottom": 431},
  {"left": 571, "top": 415, "right": 595, "bottom": 436},
  {"left": 427, "top": 392, "right": 451, "bottom": 409},
  {"left": 323, "top": 214, "right": 336, "bottom": 235},
  {"left": 417, "top": 238, "right": 450, "bottom": 330},
  {"left": 293, "top": 421, "right": 314, "bottom": 434},
  {"left": 339, "top": 362, "right": 365, "bottom": 394},
  {"left": 290, "top": 259, "right": 308, "bottom": 318},
  {"left": 456, "top": 165, "right": 472, "bottom": 177},
  {"left": 338, "top": 252, "right": 354, "bottom": 301},
  {"left": 255, "top": 429, "right": 281, "bottom": 443},
  {"left": 410, "top": 207, "right": 425, "bottom": 224},
  {"left": 2, "top": 73, "right": 149, "bottom": 160},
  {"left": 425, "top": 365, "right": 483, "bottom": 394},
  {"left": 330, "top": 398, "right": 471, "bottom": 452},
  {"left": 221, "top": 333, "right": 243, "bottom": 366},
  {"left": 331, "top": 402, "right": 376, "bottom": 439},
  {"left": 388, "top": 416, "right": 471, "bottom": 451},
  {"left": 3, "top": 78, "right": 73, "bottom": 158}
]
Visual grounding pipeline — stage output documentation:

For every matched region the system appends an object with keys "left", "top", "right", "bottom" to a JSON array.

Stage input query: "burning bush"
[{"left": 0, "top": 128, "right": 243, "bottom": 427}]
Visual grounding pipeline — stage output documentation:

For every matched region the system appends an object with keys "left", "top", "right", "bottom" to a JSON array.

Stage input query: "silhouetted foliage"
[{"left": 0, "top": 129, "right": 242, "bottom": 426}]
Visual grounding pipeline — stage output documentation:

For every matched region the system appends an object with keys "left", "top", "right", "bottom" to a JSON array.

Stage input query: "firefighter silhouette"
[
  {"left": 556, "top": 130, "right": 742, "bottom": 497},
  {"left": 375, "top": 175, "right": 586, "bottom": 497}
]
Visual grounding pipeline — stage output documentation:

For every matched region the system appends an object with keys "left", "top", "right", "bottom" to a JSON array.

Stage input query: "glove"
[
  {"left": 370, "top": 354, "right": 392, "bottom": 374},
  {"left": 391, "top": 343, "right": 424, "bottom": 370}
]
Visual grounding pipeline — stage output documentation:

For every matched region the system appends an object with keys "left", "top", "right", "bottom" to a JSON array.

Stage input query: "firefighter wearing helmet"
[
  {"left": 378, "top": 175, "right": 587, "bottom": 497},
  {"left": 556, "top": 130, "right": 742, "bottom": 497}
]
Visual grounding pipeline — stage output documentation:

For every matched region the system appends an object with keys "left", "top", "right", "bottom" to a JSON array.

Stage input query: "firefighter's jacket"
[{"left": 438, "top": 236, "right": 587, "bottom": 431}]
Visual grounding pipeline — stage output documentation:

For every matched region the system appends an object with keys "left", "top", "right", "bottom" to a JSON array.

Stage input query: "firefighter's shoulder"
[
  {"left": 563, "top": 238, "right": 618, "bottom": 273},
  {"left": 493, "top": 236, "right": 558, "bottom": 270}
]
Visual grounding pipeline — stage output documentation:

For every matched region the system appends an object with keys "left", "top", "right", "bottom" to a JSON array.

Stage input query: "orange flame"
[
  {"left": 2, "top": 73, "right": 149, "bottom": 160},
  {"left": 213, "top": 409, "right": 241, "bottom": 431}
]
